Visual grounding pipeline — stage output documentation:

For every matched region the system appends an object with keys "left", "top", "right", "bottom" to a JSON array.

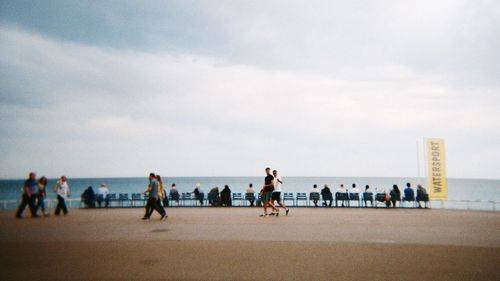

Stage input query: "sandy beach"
[{"left": 1, "top": 207, "right": 499, "bottom": 280}]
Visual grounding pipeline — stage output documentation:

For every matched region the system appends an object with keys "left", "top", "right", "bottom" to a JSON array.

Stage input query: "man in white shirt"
[
  {"left": 246, "top": 184, "right": 256, "bottom": 207},
  {"left": 97, "top": 183, "right": 109, "bottom": 208},
  {"left": 55, "top": 176, "right": 70, "bottom": 216},
  {"left": 272, "top": 170, "right": 289, "bottom": 215}
]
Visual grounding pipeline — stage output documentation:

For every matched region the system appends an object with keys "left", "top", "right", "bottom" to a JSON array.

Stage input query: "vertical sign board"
[{"left": 426, "top": 138, "right": 448, "bottom": 199}]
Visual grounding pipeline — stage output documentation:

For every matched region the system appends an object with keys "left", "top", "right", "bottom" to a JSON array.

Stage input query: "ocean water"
[{"left": 1, "top": 177, "right": 499, "bottom": 210}]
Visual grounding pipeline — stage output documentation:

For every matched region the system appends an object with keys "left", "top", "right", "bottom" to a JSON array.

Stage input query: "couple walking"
[
  {"left": 142, "top": 173, "right": 167, "bottom": 221},
  {"left": 260, "top": 168, "right": 290, "bottom": 217}
]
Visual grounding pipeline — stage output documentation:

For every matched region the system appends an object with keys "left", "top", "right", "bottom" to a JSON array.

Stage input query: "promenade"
[{"left": 1, "top": 208, "right": 499, "bottom": 280}]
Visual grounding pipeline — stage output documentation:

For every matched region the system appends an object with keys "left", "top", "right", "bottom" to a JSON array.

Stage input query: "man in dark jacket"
[{"left": 321, "top": 184, "right": 333, "bottom": 207}]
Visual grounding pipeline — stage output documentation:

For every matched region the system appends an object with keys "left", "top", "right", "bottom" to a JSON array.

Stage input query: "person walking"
[
  {"left": 142, "top": 173, "right": 167, "bottom": 221},
  {"left": 272, "top": 170, "right": 289, "bottom": 216},
  {"left": 54, "top": 176, "right": 70, "bottom": 216},
  {"left": 15, "top": 172, "right": 39, "bottom": 218},
  {"left": 160, "top": 181, "right": 169, "bottom": 207},
  {"left": 260, "top": 168, "right": 278, "bottom": 217},
  {"left": 156, "top": 175, "right": 168, "bottom": 215},
  {"left": 35, "top": 176, "right": 49, "bottom": 216}
]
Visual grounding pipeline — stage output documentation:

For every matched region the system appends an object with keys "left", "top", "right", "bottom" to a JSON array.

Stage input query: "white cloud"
[{"left": 0, "top": 24, "right": 499, "bottom": 179}]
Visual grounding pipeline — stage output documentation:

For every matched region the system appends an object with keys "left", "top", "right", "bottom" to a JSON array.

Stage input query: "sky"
[{"left": 0, "top": 0, "right": 499, "bottom": 179}]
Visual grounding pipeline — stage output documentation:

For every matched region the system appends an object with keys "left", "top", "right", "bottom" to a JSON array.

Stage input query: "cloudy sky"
[{"left": 0, "top": 0, "right": 499, "bottom": 179}]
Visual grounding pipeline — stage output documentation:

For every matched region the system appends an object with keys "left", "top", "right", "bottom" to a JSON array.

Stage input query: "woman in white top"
[{"left": 54, "top": 176, "right": 70, "bottom": 216}]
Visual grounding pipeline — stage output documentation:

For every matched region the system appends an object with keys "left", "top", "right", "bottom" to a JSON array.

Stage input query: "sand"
[{"left": 1, "top": 207, "right": 499, "bottom": 280}]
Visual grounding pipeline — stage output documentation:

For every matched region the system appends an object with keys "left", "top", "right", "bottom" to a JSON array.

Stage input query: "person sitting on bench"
[
  {"left": 336, "top": 184, "right": 348, "bottom": 207},
  {"left": 97, "top": 183, "right": 109, "bottom": 208},
  {"left": 390, "top": 185, "right": 401, "bottom": 208},
  {"left": 321, "top": 184, "right": 333, "bottom": 207},
  {"left": 246, "top": 184, "right": 256, "bottom": 206},
  {"left": 220, "top": 185, "right": 232, "bottom": 207},
  {"left": 81, "top": 186, "right": 96, "bottom": 208},
  {"left": 169, "top": 184, "right": 180, "bottom": 204},
  {"left": 403, "top": 183, "right": 415, "bottom": 206},
  {"left": 311, "top": 184, "right": 320, "bottom": 207},
  {"left": 363, "top": 185, "right": 373, "bottom": 207},
  {"left": 416, "top": 184, "right": 430, "bottom": 208}
]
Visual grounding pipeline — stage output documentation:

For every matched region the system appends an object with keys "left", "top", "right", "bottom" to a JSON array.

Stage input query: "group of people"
[
  {"left": 15, "top": 171, "right": 431, "bottom": 220},
  {"left": 206, "top": 185, "right": 232, "bottom": 206},
  {"left": 190, "top": 168, "right": 292, "bottom": 217},
  {"left": 379, "top": 183, "right": 430, "bottom": 208},
  {"left": 15, "top": 172, "right": 70, "bottom": 218},
  {"left": 80, "top": 183, "right": 111, "bottom": 208},
  {"left": 310, "top": 182, "right": 430, "bottom": 208}
]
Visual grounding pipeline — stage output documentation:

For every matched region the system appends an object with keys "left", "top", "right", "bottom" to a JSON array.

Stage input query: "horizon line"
[{"left": 0, "top": 175, "right": 499, "bottom": 181}]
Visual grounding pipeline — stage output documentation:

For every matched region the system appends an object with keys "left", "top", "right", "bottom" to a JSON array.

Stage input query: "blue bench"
[
  {"left": 232, "top": 193, "right": 243, "bottom": 206},
  {"left": 283, "top": 193, "right": 295, "bottom": 206},
  {"left": 348, "top": 193, "right": 360, "bottom": 207},
  {"left": 335, "top": 192, "right": 348, "bottom": 207},
  {"left": 363, "top": 192, "right": 374, "bottom": 207},
  {"left": 118, "top": 193, "right": 130, "bottom": 207},
  {"left": 322, "top": 192, "right": 333, "bottom": 207},
  {"left": 245, "top": 193, "right": 256, "bottom": 206},
  {"left": 79, "top": 191, "right": 431, "bottom": 209},
  {"left": 296, "top": 193, "right": 307, "bottom": 206},
  {"left": 131, "top": 193, "right": 143, "bottom": 207},
  {"left": 309, "top": 192, "right": 320, "bottom": 207},
  {"left": 180, "top": 192, "right": 192, "bottom": 206},
  {"left": 375, "top": 193, "right": 388, "bottom": 208}
]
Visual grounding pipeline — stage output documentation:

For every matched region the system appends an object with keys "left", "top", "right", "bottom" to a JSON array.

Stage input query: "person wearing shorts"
[
  {"left": 272, "top": 170, "right": 289, "bottom": 216},
  {"left": 260, "top": 167, "right": 278, "bottom": 217}
]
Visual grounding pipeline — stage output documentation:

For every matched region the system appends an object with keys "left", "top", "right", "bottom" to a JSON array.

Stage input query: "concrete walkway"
[{"left": 1, "top": 208, "right": 499, "bottom": 280}]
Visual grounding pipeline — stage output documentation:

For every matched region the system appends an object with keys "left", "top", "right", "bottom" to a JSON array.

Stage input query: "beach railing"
[
  {"left": 0, "top": 198, "right": 84, "bottom": 210},
  {"left": 1, "top": 195, "right": 498, "bottom": 212}
]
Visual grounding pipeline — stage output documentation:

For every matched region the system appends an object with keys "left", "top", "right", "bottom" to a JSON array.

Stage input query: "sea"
[{"left": 1, "top": 177, "right": 499, "bottom": 211}]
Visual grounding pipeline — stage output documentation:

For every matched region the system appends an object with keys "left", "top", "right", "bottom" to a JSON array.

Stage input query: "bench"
[{"left": 335, "top": 192, "right": 348, "bottom": 207}]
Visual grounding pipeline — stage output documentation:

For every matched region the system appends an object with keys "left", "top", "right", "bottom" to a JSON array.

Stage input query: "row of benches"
[{"left": 86, "top": 192, "right": 429, "bottom": 208}]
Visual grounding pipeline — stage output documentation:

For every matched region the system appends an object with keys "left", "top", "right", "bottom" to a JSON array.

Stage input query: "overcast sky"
[{"left": 0, "top": 0, "right": 499, "bottom": 179}]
